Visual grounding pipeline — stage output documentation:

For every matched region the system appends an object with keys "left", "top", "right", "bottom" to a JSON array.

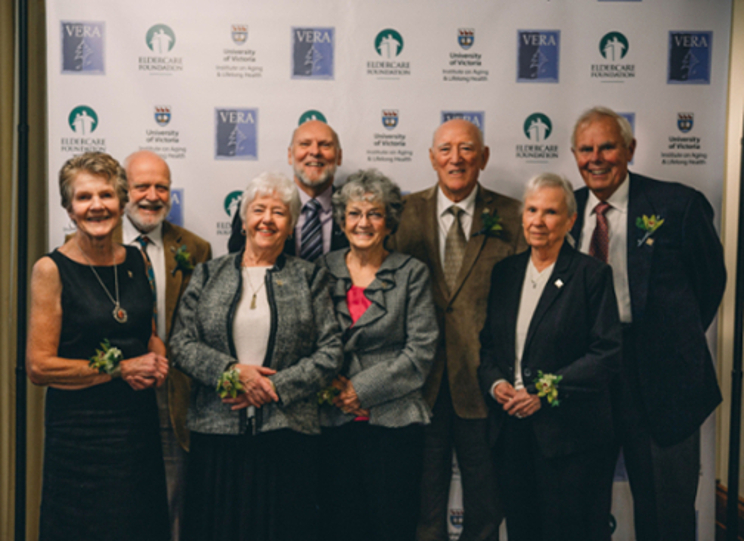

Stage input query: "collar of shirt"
[
  {"left": 122, "top": 215, "right": 164, "bottom": 248},
  {"left": 437, "top": 182, "right": 478, "bottom": 221},
  {"left": 586, "top": 173, "right": 630, "bottom": 217},
  {"left": 298, "top": 182, "right": 333, "bottom": 215}
]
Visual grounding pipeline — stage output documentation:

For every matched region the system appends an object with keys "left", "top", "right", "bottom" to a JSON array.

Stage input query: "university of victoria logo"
[
  {"left": 441, "top": 111, "right": 485, "bottom": 133},
  {"left": 382, "top": 110, "right": 399, "bottom": 130},
  {"left": 458, "top": 28, "right": 474, "bottom": 50},
  {"left": 61, "top": 21, "right": 105, "bottom": 74},
  {"left": 678, "top": 112, "right": 694, "bottom": 133},
  {"left": 375, "top": 29, "right": 404, "bottom": 58},
  {"left": 215, "top": 108, "right": 258, "bottom": 160},
  {"left": 154, "top": 106, "right": 171, "bottom": 126},
  {"left": 68, "top": 105, "right": 98, "bottom": 135},
  {"left": 292, "top": 27, "right": 334, "bottom": 79},
  {"left": 231, "top": 25, "right": 248, "bottom": 45},
  {"left": 298, "top": 110, "right": 327, "bottom": 124},
  {"left": 517, "top": 30, "right": 560, "bottom": 82},
  {"left": 146, "top": 24, "right": 176, "bottom": 53},
  {"left": 668, "top": 31, "right": 712, "bottom": 84}
]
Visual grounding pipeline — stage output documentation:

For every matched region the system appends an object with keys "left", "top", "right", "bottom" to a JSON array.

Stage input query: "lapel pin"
[
  {"left": 276, "top": 280, "right": 284, "bottom": 286},
  {"left": 554, "top": 279, "right": 564, "bottom": 289},
  {"left": 646, "top": 238, "right": 655, "bottom": 246},
  {"left": 127, "top": 270, "right": 133, "bottom": 278}
]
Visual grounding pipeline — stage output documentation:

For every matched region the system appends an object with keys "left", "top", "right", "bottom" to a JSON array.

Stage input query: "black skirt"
[{"left": 183, "top": 429, "right": 320, "bottom": 541}]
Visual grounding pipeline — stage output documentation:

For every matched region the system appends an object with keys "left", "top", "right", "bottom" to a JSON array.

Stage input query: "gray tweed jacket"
[
  {"left": 319, "top": 250, "right": 438, "bottom": 428},
  {"left": 169, "top": 252, "right": 343, "bottom": 436}
]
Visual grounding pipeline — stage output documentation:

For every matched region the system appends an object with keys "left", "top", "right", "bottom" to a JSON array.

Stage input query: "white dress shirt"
[
  {"left": 436, "top": 184, "right": 479, "bottom": 264},
  {"left": 295, "top": 183, "right": 334, "bottom": 255},
  {"left": 577, "top": 174, "right": 632, "bottom": 323},
  {"left": 123, "top": 217, "right": 167, "bottom": 338}
]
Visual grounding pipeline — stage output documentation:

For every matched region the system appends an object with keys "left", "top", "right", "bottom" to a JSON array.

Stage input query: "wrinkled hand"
[
  {"left": 493, "top": 381, "right": 517, "bottom": 405},
  {"left": 222, "top": 365, "right": 278, "bottom": 410},
  {"left": 120, "top": 352, "right": 169, "bottom": 391},
  {"left": 503, "top": 388, "right": 541, "bottom": 419},
  {"left": 331, "top": 375, "right": 367, "bottom": 416}
]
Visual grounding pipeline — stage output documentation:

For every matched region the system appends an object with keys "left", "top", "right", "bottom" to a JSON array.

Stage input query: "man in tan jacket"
[{"left": 392, "top": 119, "right": 526, "bottom": 541}]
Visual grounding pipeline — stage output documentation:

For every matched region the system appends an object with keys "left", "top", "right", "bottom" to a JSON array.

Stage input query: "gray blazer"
[
  {"left": 169, "top": 252, "right": 343, "bottom": 436},
  {"left": 319, "top": 250, "right": 438, "bottom": 428}
]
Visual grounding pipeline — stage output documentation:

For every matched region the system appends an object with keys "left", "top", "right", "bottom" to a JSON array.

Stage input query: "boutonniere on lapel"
[
  {"left": 472, "top": 208, "right": 503, "bottom": 238},
  {"left": 172, "top": 245, "right": 195, "bottom": 275},
  {"left": 635, "top": 214, "right": 664, "bottom": 247},
  {"left": 533, "top": 371, "right": 563, "bottom": 407}
]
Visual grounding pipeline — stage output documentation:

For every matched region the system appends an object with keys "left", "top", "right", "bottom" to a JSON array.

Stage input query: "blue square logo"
[
  {"left": 668, "top": 32, "right": 712, "bottom": 84},
  {"left": 292, "top": 27, "right": 334, "bottom": 80},
  {"left": 166, "top": 188, "right": 183, "bottom": 226},
  {"left": 441, "top": 111, "right": 485, "bottom": 135},
  {"left": 517, "top": 30, "right": 560, "bottom": 83},
  {"left": 61, "top": 21, "right": 105, "bottom": 74},
  {"left": 215, "top": 108, "right": 258, "bottom": 160}
]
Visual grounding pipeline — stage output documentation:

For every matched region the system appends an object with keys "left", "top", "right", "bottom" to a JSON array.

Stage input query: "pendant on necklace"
[
  {"left": 250, "top": 294, "right": 257, "bottom": 310},
  {"left": 113, "top": 304, "right": 128, "bottom": 323}
]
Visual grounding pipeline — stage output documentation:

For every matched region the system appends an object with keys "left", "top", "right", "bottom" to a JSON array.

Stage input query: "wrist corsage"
[
  {"left": 317, "top": 386, "right": 340, "bottom": 406},
  {"left": 216, "top": 368, "right": 244, "bottom": 398},
  {"left": 89, "top": 339, "right": 123, "bottom": 378},
  {"left": 533, "top": 370, "right": 563, "bottom": 407}
]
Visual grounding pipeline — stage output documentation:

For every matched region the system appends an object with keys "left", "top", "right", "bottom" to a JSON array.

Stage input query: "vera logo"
[
  {"left": 458, "top": 28, "right": 474, "bottom": 50},
  {"left": 154, "top": 106, "right": 171, "bottom": 126},
  {"left": 292, "top": 27, "right": 334, "bottom": 80},
  {"left": 224, "top": 191, "right": 243, "bottom": 218},
  {"left": 441, "top": 111, "right": 485, "bottom": 133},
  {"left": 524, "top": 113, "right": 552, "bottom": 142},
  {"left": 68, "top": 106, "right": 98, "bottom": 135},
  {"left": 146, "top": 24, "right": 176, "bottom": 54},
  {"left": 375, "top": 29, "right": 404, "bottom": 59},
  {"left": 382, "top": 110, "right": 399, "bottom": 130},
  {"left": 668, "top": 32, "right": 712, "bottom": 84},
  {"left": 61, "top": 21, "right": 105, "bottom": 74},
  {"left": 678, "top": 113, "right": 694, "bottom": 133},
  {"left": 600, "top": 32, "right": 629, "bottom": 60},
  {"left": 299, "top": 110, "right": 327, "bottom": 125},
  {"left": 166, "top": 188, "right": 183, "bottom": 227},
  {"left": 215, "top": 108, "right": 258, "bottom": 160},
  {"left": 232, "top": 25, "right": 248, "bottom": 45},
  {"left": 517, "top": 30, "right": 560, "bottom": 83}
]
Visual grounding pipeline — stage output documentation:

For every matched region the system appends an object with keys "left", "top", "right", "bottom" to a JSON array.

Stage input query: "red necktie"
[{"left": 588, "top": 202, "right": 611, "bottom": 263}]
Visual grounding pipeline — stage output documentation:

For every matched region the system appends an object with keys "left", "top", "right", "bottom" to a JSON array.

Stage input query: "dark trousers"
[
  {"left": 610, "top": 329, "right": 701, "bottom": 541},
  {"left": 318, "top": 422, "right": 425, "bottom": 541},
  {"left": 417, "top": 380, "right": 501, "bottom": 541},
  {"left": 493, "top": 416, "right": 612, "bottom": 541}
]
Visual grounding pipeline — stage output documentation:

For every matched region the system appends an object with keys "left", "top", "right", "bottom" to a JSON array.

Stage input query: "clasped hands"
[
  {"left": 120, "top": 352, "right": 169, "bottom": 391},
  {"left": 330, "top": 375, "right": 369, "bottom": 417},
  {"left": 222, "top": 364, "right": 279, "bottom": 410},
  {"left": 493, "top": 382, "right": 541, "bottom": 419}
]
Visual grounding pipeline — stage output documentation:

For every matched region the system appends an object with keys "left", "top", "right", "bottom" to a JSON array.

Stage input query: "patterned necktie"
[
  {"left": 136, "top": 235, "right": 158, "bottom": 319},
  {"left": 300, "top": 199, "right": 323, "bottom": 262},
  {"left": 588, "top": 201, "right": 611, "bottom": 263},
  {"left": 443, "top": 206, "right": 467, "bottom": 292}
]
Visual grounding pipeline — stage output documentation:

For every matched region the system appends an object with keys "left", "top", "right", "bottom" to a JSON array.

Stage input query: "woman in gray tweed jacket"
[
  {"left": 317, "top": 169, "right": 438, "bottom": 541},
  {"left": 170, "top": 172, "right": 342, "bottom": 541}
]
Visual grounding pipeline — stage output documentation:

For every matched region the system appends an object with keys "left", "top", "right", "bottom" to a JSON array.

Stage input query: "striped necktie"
[
  {"left": 300, "top": 199, "right": 323, "bottom": 262},
  {"left": 443, "top": 206, "right": 467, "bottom": 292},
  {"left": 136, "top": 235, "right": 158, "bottom": 320},
  {"left": 588, "top": 201, "right": 611, "bottom": 263}
]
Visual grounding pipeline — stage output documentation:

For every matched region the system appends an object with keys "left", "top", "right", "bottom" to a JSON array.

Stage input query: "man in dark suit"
[
  {"left": 569, "top": 107, "right": 726, "bottom": 541},
  {"left": 122, "top": 150, "right": 212, "bottom": 541},
  {"left": 391, "top": 119, "right": 526, "bottom": 541},
  {"left": 227, "top": 119, "right": 348, "bottom": 256}
]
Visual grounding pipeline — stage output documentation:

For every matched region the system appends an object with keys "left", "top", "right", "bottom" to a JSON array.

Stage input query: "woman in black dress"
[{"left": 27, "top": 152, "right": 170, "bottom": 541}]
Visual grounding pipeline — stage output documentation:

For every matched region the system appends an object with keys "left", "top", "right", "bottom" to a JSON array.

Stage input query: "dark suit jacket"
[
  {"left": 390, "top": 184, "right": 527, "bottom": 419},
  {"left": 115, "top": 219, "right": 212, "bottom": 450},
  {"left": 227, "top": 198, "right": 349, "bottom": 254},
  {"left": 570, "top": 172, "right": 725, "bottom": 446},
  {"left": 477, "top": 243, "right": 622, "bottom": 458}
]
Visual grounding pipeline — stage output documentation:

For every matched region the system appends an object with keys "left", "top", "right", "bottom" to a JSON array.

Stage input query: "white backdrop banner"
[{"left": 46, "top": 1, "right": 732, "bottom": 539}]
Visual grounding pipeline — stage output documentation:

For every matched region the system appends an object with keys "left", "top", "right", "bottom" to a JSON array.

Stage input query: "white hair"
[{"left": 239, "top": 171, "right": 301, "bottom": 229}]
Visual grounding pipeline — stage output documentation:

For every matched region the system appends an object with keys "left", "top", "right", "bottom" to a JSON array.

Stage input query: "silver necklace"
[{"left": 78, "top": 242, "right": 128, "bottom": 323}]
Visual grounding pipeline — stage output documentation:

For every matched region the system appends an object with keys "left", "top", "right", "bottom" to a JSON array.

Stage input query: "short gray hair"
[
  {"left": 332, "top": 169, "right": 404, "bottom": 234},
  {"left": 59, "top": 152, "right": 128, "bottom": 211},
  {"left": 571, "top": 106, "right": 634, "bottom": 149},
  {"left": 523, "top": 173, "right": 577, "bottom": 217},
  {"left": 240, "top": 172, "right": 301, "bottom": 229}
]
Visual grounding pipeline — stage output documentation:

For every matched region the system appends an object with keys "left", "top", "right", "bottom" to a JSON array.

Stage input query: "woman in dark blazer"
[
  {"left": 318, "top": 169, "right": 438, "bottom": 541},
  {"left": 477, "top": 172, "right": 622, "bottom": 541}
]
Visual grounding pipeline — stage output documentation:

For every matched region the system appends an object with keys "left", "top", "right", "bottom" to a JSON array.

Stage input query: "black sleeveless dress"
[{"left": 39, "top": 246, "right": 169, "bottom": 541}]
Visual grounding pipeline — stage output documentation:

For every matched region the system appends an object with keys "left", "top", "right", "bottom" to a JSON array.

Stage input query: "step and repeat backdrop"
[{"left": 46, "top": 1, "right": 731, "bottom": 539}]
